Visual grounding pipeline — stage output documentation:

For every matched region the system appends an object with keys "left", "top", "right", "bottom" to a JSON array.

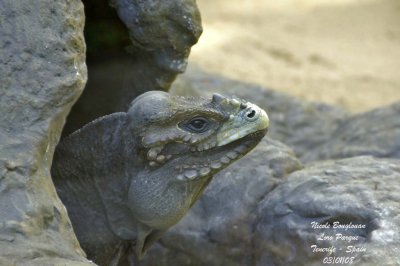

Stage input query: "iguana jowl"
[{"left": 51, "top": 91, "right": 269, "bottom": 265}]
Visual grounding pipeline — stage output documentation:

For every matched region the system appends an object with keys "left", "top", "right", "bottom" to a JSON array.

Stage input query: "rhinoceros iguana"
[{"left": 51, "top": 91, "right": 269, "bottom": 265}]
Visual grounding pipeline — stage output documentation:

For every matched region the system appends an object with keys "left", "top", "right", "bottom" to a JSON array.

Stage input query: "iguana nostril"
[{"left": 246, "top": 109, "right": 256, "bottom": 119}]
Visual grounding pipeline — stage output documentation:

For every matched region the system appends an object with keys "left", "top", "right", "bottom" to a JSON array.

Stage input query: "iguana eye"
[{"left": 180, "top": 117, "right": 210, "bottom": 133}]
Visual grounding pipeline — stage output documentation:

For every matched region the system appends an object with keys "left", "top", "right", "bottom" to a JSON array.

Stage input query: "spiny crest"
[{"left": 211, "top": 93, "right": 249, "bottom": 114}]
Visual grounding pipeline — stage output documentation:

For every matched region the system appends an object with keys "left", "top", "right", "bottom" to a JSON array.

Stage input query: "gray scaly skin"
[{"left": 51, "top": 91, "right": 269, "bottom": 265}]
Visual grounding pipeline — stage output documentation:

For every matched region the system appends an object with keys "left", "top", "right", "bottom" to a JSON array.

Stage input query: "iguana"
[{"left": 51, "top": 91, "right": 269, "bottom": 265}]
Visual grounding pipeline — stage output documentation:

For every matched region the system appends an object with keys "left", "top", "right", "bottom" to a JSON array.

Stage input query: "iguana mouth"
[
  {"left": 176, "top": 129, "right": 267, "bottom": 180},
  {"left": 146, "top": 128, "right": 267, "bottom": 181}
]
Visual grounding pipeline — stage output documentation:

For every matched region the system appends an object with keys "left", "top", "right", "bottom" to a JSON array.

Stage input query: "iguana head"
[
  {"left": 127, "top": 91, "right": 269, "bottom": 177},
  {"left": 125, "top": 91, "right": 269, "bottom": 258}
]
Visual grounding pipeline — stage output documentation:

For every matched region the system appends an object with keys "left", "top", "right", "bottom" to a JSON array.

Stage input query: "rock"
[
  {"left": 110, "top": 0, "right": 202, "bottom": 68},
  {"left": 138, "top": 137, "right": 303, "bottom": 266},
  {"left": 255, "top": 156, "right": 400, "bottom": 266},
  {"left": 171, "top": 65, "right": 349, "bottom": 160},
  {"left": 0, "top": 1, "right": 93, "bottom": 265},
  {"left": 302, "top": 103, "right": 400, "bottom": 161},
  {"left": 63, "top": 0, "right": 202, "bottom": 136}
]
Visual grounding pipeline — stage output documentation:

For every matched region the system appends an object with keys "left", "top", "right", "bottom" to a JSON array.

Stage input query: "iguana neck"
[{"left": 52, "top": 113, "right": 141, "bottom": 257}]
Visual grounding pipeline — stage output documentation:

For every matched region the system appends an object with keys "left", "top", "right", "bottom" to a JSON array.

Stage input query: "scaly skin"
[{"left": 51, "top": 91, "right": 269, "bottom": 265}]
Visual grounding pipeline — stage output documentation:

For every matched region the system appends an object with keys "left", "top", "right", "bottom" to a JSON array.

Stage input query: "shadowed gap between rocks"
[{"left": 63, "top": 0, "right": 202, "bottom": 138}]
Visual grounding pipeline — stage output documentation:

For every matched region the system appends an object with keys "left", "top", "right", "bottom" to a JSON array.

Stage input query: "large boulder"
[
  {"left": 0, "top": 1, "right": 93, "bottom": 265},
  {"left": 255, "top": 156, "right": 400, "bottom": 266}
]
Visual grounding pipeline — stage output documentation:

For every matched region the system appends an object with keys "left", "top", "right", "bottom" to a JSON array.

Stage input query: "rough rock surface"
[
  {"left": 171, "top": 65, "right": 349, "bottom": 160},
  {"left": 0, "top": 1, "right": 93, "bottom": 265},
  {"left": 255, "top": 156, "right": 400, "bottom": 266},
  {"left": 63, "top": 0, "right": 202, "bottom": 136},
  {"left": 138, "top": 137, "right": 303, "bottom": 265}
]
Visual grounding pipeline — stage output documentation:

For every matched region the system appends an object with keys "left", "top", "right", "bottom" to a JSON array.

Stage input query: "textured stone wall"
[{"left": 0, "top": 1, "right": 93, "bottom": 265}]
